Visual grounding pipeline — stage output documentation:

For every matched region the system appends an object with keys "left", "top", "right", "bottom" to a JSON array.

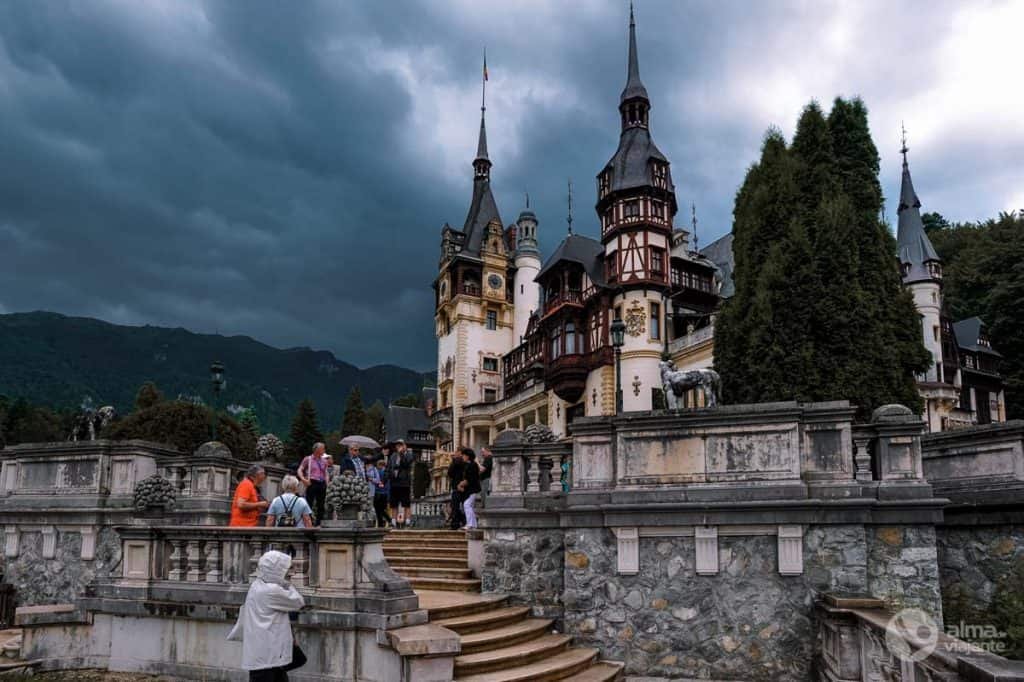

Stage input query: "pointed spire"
[
  {"left": 895, "top": 124, "right": 940, "bottom": 284},
  {"left": 473, "top": 49, "right": 491, "bottom": 179},
  {"left": 567, "top": 178, "right": 574, "bottom": 235},
  {"left": 691, "top": 203, "right": 699, "bottom": 252},
  {"left": 621, "top": 3, "right": 649, "bottom": 104}
]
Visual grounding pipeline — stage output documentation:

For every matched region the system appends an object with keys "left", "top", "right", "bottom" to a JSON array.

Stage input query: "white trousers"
[{"left": 463, "top": 493, "right": 478, "bottom": 528}]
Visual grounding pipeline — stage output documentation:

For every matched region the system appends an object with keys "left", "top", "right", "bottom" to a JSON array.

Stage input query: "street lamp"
[
  {"left": 610, "top": 317, "right": 626, "bottom": 414},
  {"left": 210, "top": 361, "right": 226, "bottom": 441}
]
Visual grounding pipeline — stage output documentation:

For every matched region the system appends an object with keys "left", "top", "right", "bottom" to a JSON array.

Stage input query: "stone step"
[
  {"left": 387, "top": 555, "right": 468, "bottom": 568},
  {"left": 435, "top": 605, "right": 532, "bottom": 635},
  {"left": 423, "top": 593, "right": 509, "bottom": 621},
  {"left": 393, "top": 566, "right": 474, "bottom": 580},
  {"left": 408, "top": 576, "right": 482, "bottom": 592},
  {"left": 560, "top": 661, "right": 625, "bottom": 681},
  {"left": 454, "top": 646, "right": 598, "bottom": 682},
  {"left": 389, "top": 530, "right": 466, "bottom": 539},
  {"left": 459, "top": 617, "right": 554, "bottom": 654},
  {"left": 454, "top": 633, "right": 573, "bottom": 676},
  {"left": 384, "top": 542, "right": 468, "bottom": 553}
]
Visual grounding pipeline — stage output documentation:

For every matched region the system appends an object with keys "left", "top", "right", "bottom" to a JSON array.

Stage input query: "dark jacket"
[
  {"left": 480, "top": 455, "right": 494, "bottom": 481},
  {"left": 447, "top": 459, "right": 465, "bottom": 489},
  {"left": 389, "top": 451, "right": 416, "bottom": 488},
  {"left": 462, "top": 460, "right": 482, "bottom": 496}
]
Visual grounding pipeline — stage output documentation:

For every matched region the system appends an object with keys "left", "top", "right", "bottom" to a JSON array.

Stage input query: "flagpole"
[{"left": 481, "top": 47, "right": 487, "bottom": 114}]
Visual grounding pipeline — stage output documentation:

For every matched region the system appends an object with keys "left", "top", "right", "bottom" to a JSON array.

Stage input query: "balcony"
[
  {"left": 542, "top": 289, "right": 583, "bottom": 316},
  {"left": 429, "top": 407, "right": 453, "bottom": 440},
  {"left": 461, "top": 283, "right": 481, "bottom": 297},
  {"left": 668, "top": 324, "right": 714, "bottom": 355},
  {"left": 545, "top": 353, "right": 589, "bottom": 403}
]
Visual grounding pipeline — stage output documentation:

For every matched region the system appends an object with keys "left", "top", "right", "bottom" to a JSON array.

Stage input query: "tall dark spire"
[
  {"left": 621, "top": 4, "right": 648, "bottom": 104},
  {"left": 473, "top": 50, "right": 491, "bottom": 180},
  {"left": 895, "top": 125, "right": 940, "bottom": 284}
]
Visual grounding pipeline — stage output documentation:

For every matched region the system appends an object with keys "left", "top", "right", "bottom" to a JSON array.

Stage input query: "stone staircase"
[{"left": 385, "top": 530, "right": 623, "bottom": 682}]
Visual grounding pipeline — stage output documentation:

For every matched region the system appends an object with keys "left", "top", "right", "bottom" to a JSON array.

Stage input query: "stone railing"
[
  {"left": 489, "top": 441, "right": 572, "bottom": 497},
  {"left": 921, "top": 420, "right": 1024, "bottom": 503},
  {"left": 817, "top": 593, "right": 1024, "bottom": 681},
  {"left": 412, "top": 493, "right": 450, "bottom": 529},
  {"left": 21, "top": 522, "right": 461, "bottom": 681},
  {"left": 667, "top": 323, "right": 714, "bottom": 354}
]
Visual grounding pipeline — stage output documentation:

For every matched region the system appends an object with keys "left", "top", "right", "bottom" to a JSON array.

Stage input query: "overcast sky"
[{"left": 1, "top": 0, "right": 1021, "bottom": 370}]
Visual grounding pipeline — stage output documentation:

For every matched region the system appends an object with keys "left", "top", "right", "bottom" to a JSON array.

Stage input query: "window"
[
  {"left": 965, "top": 355, "right": 975, "bottom": 369},
  {"left": 624, "top": 200, "right": 640, "bottom": 218},
  {"left": 486, "top": 310, "right": 497, "bottom": 330},
  {"left": 483, "top": 388, "right": 497, "bottom": 403},
  {"left": 607, "top": 254, "right": 618, "bottom": 281},
  {"left": 650, "top": 248, "right": 665, "bottom": 275},
  {"left": 565, "top": 322, "right": 577, "bottom": 354},
  {"left": 652, "top": 201, "right": 665, "bottom": 219},
  {"left": 650, "top": 303, "right": 661, "bottom": 340},
  {"left": 483, "top": 357, "right": 498, "bottom": 372},
  {"left": 933, "top": 326, "right": 939, "bottom": 343},
  {"left": 550, "top": 327, "right": 562, "bottom": 360},
  {"left": 671, "top": 267, "right": 681, "bottom": 286}
]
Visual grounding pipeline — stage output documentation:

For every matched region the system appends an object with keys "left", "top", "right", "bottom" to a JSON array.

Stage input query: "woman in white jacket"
[{"left": 228, "top": 550, "right": 306, "bottom": 681}]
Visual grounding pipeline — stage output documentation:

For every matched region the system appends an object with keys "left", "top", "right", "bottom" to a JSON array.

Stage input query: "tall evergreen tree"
[
  {"left": 238, "top": 407, "right": 261, "bottom": 440},
  {"left": 340, "top": 387, "right": 366, "bottom": 438},
  {"left": 134, "top": 382, "right": 164, "bottom": 412},
  {"left": 363, "top": 400, "right": 386, "bottom": 443},
  {"left": 288, "top": 398, "right": 323, "bottom": 459},
  {"left": 715, "top": 98, "right": 929, "bottom": 419}
]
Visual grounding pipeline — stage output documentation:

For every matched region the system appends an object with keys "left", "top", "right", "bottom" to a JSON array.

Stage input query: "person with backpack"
[
  {"left": 388, "top": 439, "right": 416, "bottom": 528},
  {"left": 367, "top": 458, "right": 393, "bottom": 528},
  {"left": 265, "top": 475, "right": 314, "bottom": 528}
]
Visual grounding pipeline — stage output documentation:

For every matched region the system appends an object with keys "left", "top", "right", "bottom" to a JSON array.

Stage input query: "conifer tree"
[
  {"left": 715, "top": 98, "right": 929, "bottom": 419},
  {"left": 363, "top": 400, "right": 385, "bottom": 443},
  {"left": 238, "top": 407, "right": 261, "bottom": 440},
  {"left": 134, "top": 381, "right": 164, "bottom": 412},
  {"left": 340, "top": 387, "right": 366, "bottom": 438},
  {"left": 288, "top": 398, "right": 323, "bottom": 459}
]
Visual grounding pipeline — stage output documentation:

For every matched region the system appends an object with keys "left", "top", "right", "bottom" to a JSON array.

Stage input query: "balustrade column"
[
  {"left": 204, "top": 540, "right": 222, "bottom": 583},
  {"left": 526, "top": 454, "right": 542, "bottom": 493},
  {"left": 167, "top": 540, "right": 186, "bottom": 581},
  {"left": 186, "top": 540, "right": 203, "bottom": 582},
  {"left": 248, "top": 540, "right": 262, "bottom": 580},
  {"left": 291, "top": 543, "right": 309, "bottom": 588}
]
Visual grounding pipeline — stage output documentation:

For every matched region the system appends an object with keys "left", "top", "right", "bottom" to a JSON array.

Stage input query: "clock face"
[{"left": 488, "top": 274, "right": 503, "bottom": 290}]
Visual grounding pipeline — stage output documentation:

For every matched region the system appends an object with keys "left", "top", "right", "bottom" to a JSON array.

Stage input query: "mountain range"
[{"left": 0, "top": 311, "right": 432, "bottom": 435}]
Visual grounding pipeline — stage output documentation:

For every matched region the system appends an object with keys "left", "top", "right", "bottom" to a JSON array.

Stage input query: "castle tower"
[
  {"left": 433, "top": 63, "right": 515, "bottom": 450},
  {"left": 513, "top": 200, "right": 541, "bottom": 343},
  {"left": 595, "top": 7, "right": 676, "bottom": 411},
  {"left": 897, "top": 139, "right": 944, "bottom": 383}
]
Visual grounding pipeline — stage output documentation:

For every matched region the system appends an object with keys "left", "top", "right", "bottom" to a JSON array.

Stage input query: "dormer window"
[
  {"left": 928, "top": 261, "right": 942, "bottom": 278},
  {"left": 599, "top": 171, "right": 612, "bottom": 198},
  {"left": 652, "top": 163, "right": 668, "bottom": 189}
]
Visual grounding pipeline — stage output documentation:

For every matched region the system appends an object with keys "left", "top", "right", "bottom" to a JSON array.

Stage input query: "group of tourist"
[
  {"left": 227, "top": 439, "right": 418, "bottom": 529},
  {"left": 447, "top": 445, "right": 493, "bottom": 530}
]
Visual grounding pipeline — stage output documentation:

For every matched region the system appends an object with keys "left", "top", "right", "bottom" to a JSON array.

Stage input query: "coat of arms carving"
[{"left": 624, "top": 301, "right": 646, "bottom": 337}]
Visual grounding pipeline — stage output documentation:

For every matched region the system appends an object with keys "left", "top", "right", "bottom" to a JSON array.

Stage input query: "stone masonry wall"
[
  {"left": 560, "top": 525, "right": 869, "bottom": 682},
  {"left": 866, "top": 524, "right": 943, "bottom": 624},
  {"left": 1, "top": 527, "right": 121, "bottom": 606},
  {"left": 482, "top": 528, "right": 564, "bottom": 620},
  {"left": 937, "top": 525, "right": 1024, "bottom": 616}
]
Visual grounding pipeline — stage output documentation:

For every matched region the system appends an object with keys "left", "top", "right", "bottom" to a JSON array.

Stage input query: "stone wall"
[
  {"left": 558, "top": 526, "right": 875, "bottom": 682},
  {"left": 937, "top": 525, "right": 1024, "bottom": 616},
  {"left": 481, "top": 528, "right": 564, "bottom": 620},
  {"left": 866, "top": 525, "right": 943, "bottom": 623},
  {"left": 1, "top": 527, "right": 121, "bottom": 606}
]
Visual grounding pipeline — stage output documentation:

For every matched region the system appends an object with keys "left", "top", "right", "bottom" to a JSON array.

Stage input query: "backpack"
[{"left": 275, "top": 494, "right": 298, "bottom": 528}]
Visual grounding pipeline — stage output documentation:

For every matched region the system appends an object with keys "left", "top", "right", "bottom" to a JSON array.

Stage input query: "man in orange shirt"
[{"left": 230, "top": 464, "right": 269, "bottom": 526}]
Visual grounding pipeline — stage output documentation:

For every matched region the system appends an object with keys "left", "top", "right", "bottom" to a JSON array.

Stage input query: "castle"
[{"left": 431, "top": 10, "right": 1006, "bottom": 455}]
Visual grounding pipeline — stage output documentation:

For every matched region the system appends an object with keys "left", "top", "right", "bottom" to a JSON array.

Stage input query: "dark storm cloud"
[{"left": 1, "top": 0, "right": 1020, "bottom": 369}]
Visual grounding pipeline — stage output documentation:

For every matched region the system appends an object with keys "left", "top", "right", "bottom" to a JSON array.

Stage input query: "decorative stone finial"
[
  {"left": 871, "top": 404, "right": 915, "bottom": 423},
  {"left": 194, "top": 441, "right": 231, "bottom": 459},
  {"left": 133, "top": 474, "right": 177, "bottom": 513}
]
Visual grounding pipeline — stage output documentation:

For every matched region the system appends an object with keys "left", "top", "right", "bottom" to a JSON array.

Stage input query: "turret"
[{"left": 513, "top": 199, "right": 541, "bottom": 343}]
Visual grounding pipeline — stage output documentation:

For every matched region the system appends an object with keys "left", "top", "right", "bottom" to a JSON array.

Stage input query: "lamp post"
[
  {"left": 611, "top": 317, "right": 626, "bottom": 414},
  {"left": 210, "top": 361, "right": 225, "bottom": 441}
]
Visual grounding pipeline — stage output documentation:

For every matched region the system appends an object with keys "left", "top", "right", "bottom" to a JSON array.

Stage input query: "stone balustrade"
[
  {"left": 21, "top": 522, "right": 460, "bottom": 681},
  {"left": 817, "top": 593, "right": 1024, "bottom": 681},
  {"left": 489, "top": 441, "right": 572, "bottom": 497}
]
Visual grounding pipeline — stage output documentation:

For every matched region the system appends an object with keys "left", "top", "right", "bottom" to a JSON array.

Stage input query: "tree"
[
  {"left": 392, "top": 393, "right": 422, "bottom": 408},
  {"left": 340, "top": 387, "right": 366, "bottom": 438},
  {"left": 134, "top": 382, "right": 164, "bottom": 412},
  {"left": 288, "top": 398, "right": 323, "bottom": 460},
  {"left": 363, "top": 400, "right": 385, "bottom": 443},
  {"left": 715, "top": 98, "right": 929, "bottom": 420},
  {"left": 922, "top": 211, "right": 950, "bottom": 235},
  {"left": 238, "top": 407, "right": 261, "bottom": 440},
  {"left": 931, "top": 211, "right": 1024, "bottom": 419},
  {"left": 106, "top": 400, "right": 256, "bottom": 459}
]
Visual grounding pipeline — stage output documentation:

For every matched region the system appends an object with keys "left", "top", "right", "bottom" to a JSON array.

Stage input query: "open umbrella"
[{"left": 339, "top": 435, "right": 381, "bottom": 450}]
